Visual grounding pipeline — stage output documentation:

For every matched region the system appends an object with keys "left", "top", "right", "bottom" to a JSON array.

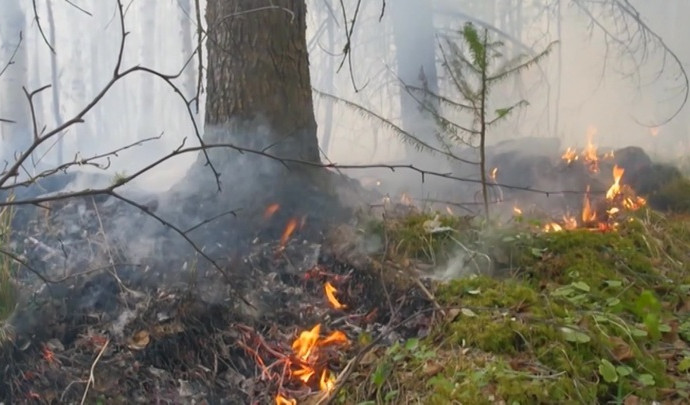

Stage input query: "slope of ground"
[{"left": 338, "top": 209, "right": 690, "bottom": 404}]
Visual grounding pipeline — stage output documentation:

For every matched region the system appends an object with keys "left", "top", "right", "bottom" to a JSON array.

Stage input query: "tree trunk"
[{"left": 204, "top": 0, "right": 319, "bottom": 163}]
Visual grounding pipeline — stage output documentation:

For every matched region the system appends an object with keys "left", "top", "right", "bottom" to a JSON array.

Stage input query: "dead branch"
[
  {"left": 0, "top": 31, "right": 22, "bottom": 78},
  {"left": 80, "top": 339, "right": 109, "bottom": 405},
  {"left": 0, "top": 0, "right": 220, "bottom": 192},
  {"left": 31, "top": 0, "right": 56, "bottom": 54}
]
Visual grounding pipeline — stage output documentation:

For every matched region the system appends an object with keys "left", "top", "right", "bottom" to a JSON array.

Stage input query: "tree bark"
[{"left": 204, "top": 0, "right": 319, "bottom": 163}]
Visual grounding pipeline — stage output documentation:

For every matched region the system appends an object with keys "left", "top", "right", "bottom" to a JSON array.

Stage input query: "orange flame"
[
  {"left": 490, "top": 167, "right": 498, "bottom": 181},
  {"left": 606, "top": 165, "right": 625, "bottom": 200},
  {"left": 513, "top": 205, "right": 523, "bottom": 215},
  {"left": 264, "top": 203, "right": 280, "bottom": 219},
  {"left": 292, "top": 324, "right": 321, "bottom": 361},
  {"left": 293, "top": 364, "right": 316, "bottom": 383},
  {"left": 563, "top": 214, "right": 578, "bottom": 230},
  {"left": 280, "top": 218, "right": 299, "bottom": 247},
  {"left": 582, "top": 185, "right": 596, "bottom": 223},
  {"left": 320, "top": 370, "right": 336, "bottom": 393},
  {"left": 324, "top": 282, "right": 346, "bottom": 309},
  {"left": 583, "top": 126, "right": 599, "bottom": 173},
  {"left": 276, "top": 395, "right": 297, "bottom": 405},
  {"left": 320, "top": 330, "right": 349, "bottom": 346},
  {"left": 561, "top": 147, "right": 578, "bottom": 164},
  {"left": 543, "top": 222, "right": 563, "bottom": 232}
]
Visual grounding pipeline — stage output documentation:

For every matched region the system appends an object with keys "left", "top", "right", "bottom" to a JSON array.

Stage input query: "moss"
[
  {"left": 368, "top": 211, "right": 472, "bottom": 262},
  {"left": 344, "top": 214, "right": 690, "bottom": 404}
]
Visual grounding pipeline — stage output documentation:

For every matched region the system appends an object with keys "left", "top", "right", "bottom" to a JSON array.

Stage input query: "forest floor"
[
  {"left": 2, "top": 177, "right": 690, "bottom": 404},
  {"left": 335, "top": 207, "right": 690, "bottom": 405}
]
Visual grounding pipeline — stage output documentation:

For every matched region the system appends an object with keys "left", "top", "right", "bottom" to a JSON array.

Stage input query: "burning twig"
[{"left": 324, "top": 282, "right": 346, "bottom": 309}]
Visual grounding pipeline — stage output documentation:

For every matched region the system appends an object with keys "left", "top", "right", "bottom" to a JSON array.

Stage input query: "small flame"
[
  {"left": 320, "top": 370, "right": 336, "bottom": 393},
  {"left": 543, "top": 222, "right": 563, "bottom": 232},
  {"left": 513, "top": 205, "right": 523, "bottom": 216},
  {"left": 320, "top": 330, "right": 349, "bottom": 346},
  {"left": 624, "top": 196, "right": 646, "bottom": 210},
  {"left": 490, "top": 167, "right": 498, "bottom": 181},
  {"left": 446, "top": 205, "right": 454, "bottom": 215},
  {"left": 293, "top": 364, "right": 316, "bottom": 383},
  {"left": 292, "top": 324, "right": 321, "bottom": 361},
  {"left": 280, "top": 218, "right": 299, "bottom": 247},
  {"left": 606, "top": 165, "right": 625, "bottom": 200},
  {"left": 264, "top": 203, "right": 280, "bottom": 219},
  {"left": 583, "top": 126, "right": 599, "bottom": 173},
  {"left": 561, "top": 147, "right": 578, "bottom": 164},
  {"left": 276, "top": 395, "right": 297, "bottom": 405},
  {"left": 563, "top": 214, "right": 578, "bottom": 230},
  {"left": 603, "top": 150, "right": 615, "bottom": 159},
  {"left": 400, "top": 193, "right": 414, "bottom": 206},
  {"left": 324, "top": 282, "right": 346, "bottom": 309},
  {"left": 650, "top": 127, "right": 660, "bottom": 137},
  {"left": 582, "top": 185, "right": 596, "bottom": 223}
]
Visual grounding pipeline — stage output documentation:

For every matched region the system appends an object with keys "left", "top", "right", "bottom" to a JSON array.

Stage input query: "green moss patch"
[{"left": 340, "top": 211, "right": 690, "bottom": 404}]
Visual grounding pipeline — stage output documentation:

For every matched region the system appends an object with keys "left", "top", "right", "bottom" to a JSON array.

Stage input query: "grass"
[{"left": 339, "top": 208, "right": 690, "bottom": 404}]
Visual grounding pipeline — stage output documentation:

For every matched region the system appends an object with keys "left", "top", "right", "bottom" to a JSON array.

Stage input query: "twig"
[
  {"left": 0, "top": 31, "right": 22, "bottom": 78},
  {"left": 31, "top": 0, "right": 56, "bottom": 53},
  {"left": 80, "top": 339, "right": 109, "bottom": 405}
]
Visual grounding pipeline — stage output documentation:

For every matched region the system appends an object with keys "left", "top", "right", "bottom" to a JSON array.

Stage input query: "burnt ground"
[{"left": 0, "top": 192, "right": 435, "bottom": 404}]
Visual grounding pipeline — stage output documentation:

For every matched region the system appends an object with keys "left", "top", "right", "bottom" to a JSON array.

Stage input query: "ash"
[{"left": 0, "top": 191, "right": 433, "bottom": 404}]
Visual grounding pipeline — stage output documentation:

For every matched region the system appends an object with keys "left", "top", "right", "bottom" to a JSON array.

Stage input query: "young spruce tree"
[{"left": 423, "top": 23, "right": 555, "bottom": 221}]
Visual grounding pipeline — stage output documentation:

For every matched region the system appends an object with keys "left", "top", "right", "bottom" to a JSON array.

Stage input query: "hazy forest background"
[{"left": 2, "top": 0, "right": 689, "bottom": 195}]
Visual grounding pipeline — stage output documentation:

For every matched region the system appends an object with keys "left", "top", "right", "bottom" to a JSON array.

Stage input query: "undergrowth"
[{"left": 343, "top": 208, "right": 690, "bottom": 404}]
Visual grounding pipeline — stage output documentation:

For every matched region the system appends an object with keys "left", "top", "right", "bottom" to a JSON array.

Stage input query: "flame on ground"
[
  {"left": 280, "top": 218, "right": 299, "bottom": 247},
  {"left": 561, "top": 147, "right": 578, "bottom": 164},
  {"left": 563, "top": 214, "right": 578, "bottom": 230},
  {"left": 513, "top": 205, "right": 523, "bottom": 216},
  {"left": 583, "top": 126, "right": 599, "bottom": 172},
  {"left": 543, "top": 222, "right": 563, "bottom": 232},
  {"left": 264, "top": 203, "right": 281, "bottom": 219},
  {"left": 320, "top": 370, "right": 336, "bottom": 393},
  {"left": 582, "top": 185, "right": 596, "bottom": 223},
  {"left": 292, "top": 324, "right": 321, "bottom": 361},
  {"left": 276, "top": 395, "right": 297, "bottom": 405},
  {"left": 324, "top": 282, "right": 346, "bottom": 309},
  {"left": 606, "top": 165, "right": 625, "bottom": 200}
]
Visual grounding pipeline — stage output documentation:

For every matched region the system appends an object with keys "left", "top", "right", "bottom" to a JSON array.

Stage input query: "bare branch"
[{"left": 31, "top": 0, "right": 56, "bottom": 53}]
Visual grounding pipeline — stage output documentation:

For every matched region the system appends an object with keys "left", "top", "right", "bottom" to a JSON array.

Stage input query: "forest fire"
[
  {"left": 262, "top": 280, "right": 351, "bottom": 403},
  {"left": 275, "top": 323, "right": 349, "bottom": 403},
  {"left": 543, "top": 159, "right": 646, "bottom": 233},
  {"left": 264, "top": 203, "right": 281, "bottom": 219},
  {"left": 560, "top": 127, "right": 615, "bottom": 172},
  {"left": 280, "top": 218, "right": 299, "bottom": 247},
  {"left": 324, "top": 281, "right": 346, "bottom": 309}
]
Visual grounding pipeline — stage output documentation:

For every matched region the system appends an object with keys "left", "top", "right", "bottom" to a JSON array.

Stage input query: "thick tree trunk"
[{"left": 204, "top": 0, "right": 319, "bottom": 163}]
